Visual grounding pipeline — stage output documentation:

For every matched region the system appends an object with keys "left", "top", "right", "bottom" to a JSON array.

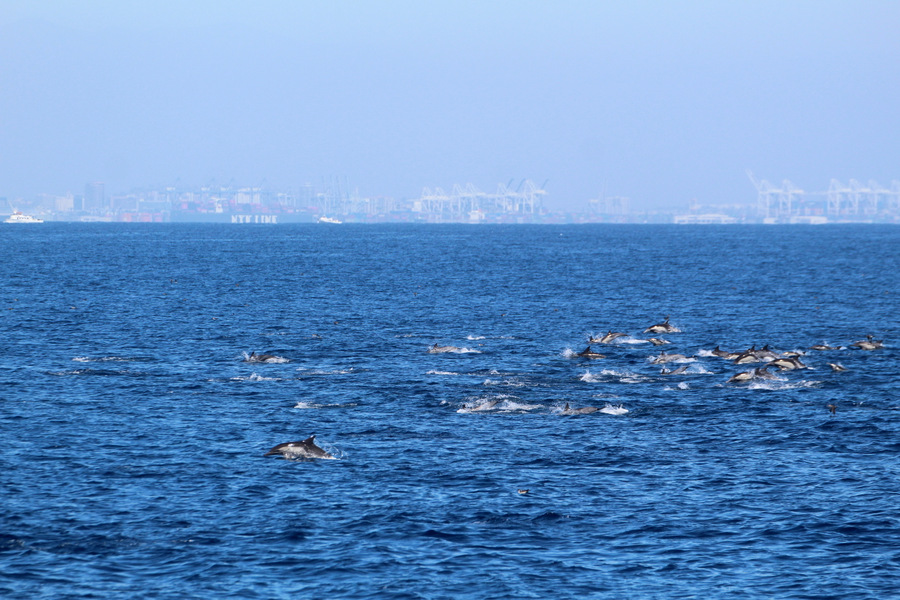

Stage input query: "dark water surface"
[{"left": 1, "top": 224, "right": 898, "bottom": 599}]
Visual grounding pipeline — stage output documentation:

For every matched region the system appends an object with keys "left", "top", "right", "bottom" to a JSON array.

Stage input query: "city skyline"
[{"left": 5, "top": 172, "right": 899, "bottom": 224}]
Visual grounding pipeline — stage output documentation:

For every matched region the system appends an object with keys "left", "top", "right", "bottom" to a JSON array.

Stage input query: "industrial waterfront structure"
[
  {"left": 748, "top": 171, "right": 900, "bottom": 223},
  {"left": 412, "top": 180, "right": 547, "bottom": 222}
]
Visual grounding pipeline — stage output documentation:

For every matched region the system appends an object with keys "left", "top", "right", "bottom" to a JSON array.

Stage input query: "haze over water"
[{"left": 2, "top": 2, "right": 898, "bottom": 210}]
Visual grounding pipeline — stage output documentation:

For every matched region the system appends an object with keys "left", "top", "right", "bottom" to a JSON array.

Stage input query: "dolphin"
[
  {"left": 644, "top": 316, "right": 680, "bottom": 334},
  {"left": 560, "top": 402, "right": 600, "bottom": 415},
  {"left": 727, "top": 367, "right": 774, "bottom": 383},
  {"left": 850, "top": 335, "right": 883, "bottom": 351},
  {"left": 753, "top": 345, "right": 780, "bottom": 361},
  {"left": 648, "top": 337, "right": 671, "bottom": 346},
  {"left": 428, "top": 343, "right": 460, "bottom": 353},
  {"left": 710, "top": 346, "right": 741, "bottom": 360},
  {"left": 828, "top": 363, "right": 847, "bottom": 372},
  {"left": 246, "top": 351, "right": 284, "bottom": 363},
  {"left": 754, "top": 366, "right": 776, "bottom": 380},
  {"left": 460, "top": 399, "right": 500, "bottom": 412},
  {"left": 710, "top": 345, "right": 732, "bottom": 358},
  {"left": 732, "top": 351, "right": 760, "bottom": 364},
  {"left": 597, "top": 331, "right": 628, "bottom": 344},
  {"left": 660, "top": 365, "right": 688, "bottom": 375},
  {"left": 576, "top": 346, "right": 606, "bottom": 359},
  {"left": 810, "top": 344, "right": 840, "bottom": 351},
  {"left": 651, "top": 351, "right": 688, "bottom": 364},
  {"left": 264, "top": 435, "right": 336, "bottom": 460},
  {"left": 727, "top": 370, "right": 755, "bottom": 383},
  {"left": 769, "top": 356, "right": 806, "bottom": 371}
]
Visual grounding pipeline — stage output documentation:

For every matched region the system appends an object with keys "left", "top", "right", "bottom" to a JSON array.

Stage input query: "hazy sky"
[{"left": 1, "top": 1, "right": 898, "bottom": 211}]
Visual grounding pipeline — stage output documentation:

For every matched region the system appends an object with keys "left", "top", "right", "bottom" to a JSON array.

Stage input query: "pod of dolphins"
[
  {"left": 260, "top": 317, "right": 886, "bottom": 460},
  {"left": 578, "top": 317, "right": 886, "bottom": 397}
]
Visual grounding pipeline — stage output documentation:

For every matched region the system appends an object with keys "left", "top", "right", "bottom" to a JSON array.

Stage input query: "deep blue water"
[{"left": 1, "top": 224, "right": 898, "bottom": 599}]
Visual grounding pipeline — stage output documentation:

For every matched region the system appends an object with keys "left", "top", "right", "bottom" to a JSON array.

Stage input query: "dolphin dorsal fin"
[{"left": 302, "top": 435, "right": 316, "bottom": 444}]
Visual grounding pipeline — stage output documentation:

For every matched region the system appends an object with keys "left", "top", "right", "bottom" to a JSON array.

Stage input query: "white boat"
[
  {"left": 318, "top": 216, "right": 342, "bottom": 224},
  {"left": 5, "top": 211, "right": 43, "bottom": 223}
]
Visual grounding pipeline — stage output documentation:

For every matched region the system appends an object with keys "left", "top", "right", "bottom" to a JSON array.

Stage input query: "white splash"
[
  {"left": 457, "top": 395, "right": 539, "bottom": 413},
  {"left": 580, "top": 370, "right": 600, "bottom": 383},
  {"left": 617, "top": 337, "right": 650, "bottom": 345},
  {"left": 232, "top": 373, "right": 283, "bottom": 382},
  {"left": 747, "top": 379, "right": 822, "bottom": 391},
  {"left": 293, "top": 401, "right": 357, "bottom": 409},
  {"left": 428, "top": 345, "right": 482, "bottom": 354},
  {"left": 295, "top": 368, "right": 356, "bottom": 376}
]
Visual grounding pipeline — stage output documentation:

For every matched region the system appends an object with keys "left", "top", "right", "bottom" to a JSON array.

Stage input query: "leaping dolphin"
[
  {"left": 264, "top": 435, "right": 336, "bottom": 460},
  {"left": 850, "top": 335, "right": 883, "bottom": 351},
  {"left": 651, "top": 351, "right": 688, "bottom": 364},
  {"left": 644, "top": 316, "right": 680, "bottom": 334},
  {"left": 769, "top": 356, "right": 806, "bottom": 371},
  {"left": 727, "top": 366, "right": 773, "bottom": 383},
  {"left": 727, "top": 370, "right": 755, "bottom": 383},
  {"left": 596, "top": 331, "right": 628, "bottom": 344}
]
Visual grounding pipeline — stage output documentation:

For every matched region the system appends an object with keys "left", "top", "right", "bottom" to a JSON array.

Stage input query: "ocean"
[{"left": 1, "top": 223, "right": 898, "bottom": 599}]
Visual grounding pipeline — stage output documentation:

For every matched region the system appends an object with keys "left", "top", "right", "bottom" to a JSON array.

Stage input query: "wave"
[
  {"left": 295, "top": 368, "right": 358, "bottom": 376},
  {"left": 72, "top": 356, "right": 141, "bottom": 363},
  {"left": 48, "top": 368, "right": 146, "bottom": 377}
]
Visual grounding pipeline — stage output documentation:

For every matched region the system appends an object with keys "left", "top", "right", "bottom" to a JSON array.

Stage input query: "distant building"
[
  {"left": 55, "top": 194, "right": 75, "bottom": 212},
  {"left": 588, "top": 195, "right": 630, "bottom": 215},
  {"left": 84, "top": 182, "right": 106, "bottom": 211}
]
